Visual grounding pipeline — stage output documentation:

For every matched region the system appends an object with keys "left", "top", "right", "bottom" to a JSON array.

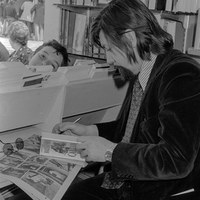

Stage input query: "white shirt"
[{"left": 138, "top": 54, "right": 157, "bottom": 91}]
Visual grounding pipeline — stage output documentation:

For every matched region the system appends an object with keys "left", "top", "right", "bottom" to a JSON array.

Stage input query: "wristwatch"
[
  {"left": 104, "top": 143, "right": 117, "bottom": 162},
  {"left": 105, "top": 149, "right": 113, "bottom": 162}
]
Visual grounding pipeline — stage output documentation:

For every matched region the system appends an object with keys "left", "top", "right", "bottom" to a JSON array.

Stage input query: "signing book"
[
  {"left": 40, "top": 132, "right": 86, "bottom": 165},
  {"left": 0, "top": 134, "right": 86, "bottom": 200}
]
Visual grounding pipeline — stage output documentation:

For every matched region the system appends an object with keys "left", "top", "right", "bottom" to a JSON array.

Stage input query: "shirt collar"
[{"left": 138, "top": 54, "right": 157, "bottom": 91}]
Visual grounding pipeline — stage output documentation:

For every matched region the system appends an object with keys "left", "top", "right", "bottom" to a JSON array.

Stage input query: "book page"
[
  {"left": 40, "top": 132, "right": 86, "bottom": 163},
  {"left": 0, "top": 134, "right": 84, "bottom": 200}
]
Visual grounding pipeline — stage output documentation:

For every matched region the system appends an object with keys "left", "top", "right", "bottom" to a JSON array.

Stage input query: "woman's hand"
[
  {"left": 76, "top": 136, "right": 117, "bottom": 162},
  {"left": 52, "top": 122, "right": 99, "bottom": 137}
]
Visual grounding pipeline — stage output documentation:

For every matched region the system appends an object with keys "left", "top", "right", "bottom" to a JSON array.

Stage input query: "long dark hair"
[{"left": 91, "top": 0, "right": 173, "bottom": 63}]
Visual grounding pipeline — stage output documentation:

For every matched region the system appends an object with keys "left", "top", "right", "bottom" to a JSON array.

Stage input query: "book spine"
[
  {"left": 67, "top": 12, "right": 76, "bottom": 53},
  {"left": 72, "top": 13, "right": 87, "bottom": 54},
  {"left": 156, "top": 0, "right": 166, "bottom": 10},
  {"left": 194, "top": 9, "right": 200, "bottom": 48},
  {"left": 148, "top": 0, "right": 156, "bottom": 10},
  {"left": 165, "top": 0, "right": 173, "bottom": 12},
  {"left": 183, "top": 15, "right": 196, "bottom": 52},
  {"left": 64, "top": 10, "right": 70, "bottom": 46}
]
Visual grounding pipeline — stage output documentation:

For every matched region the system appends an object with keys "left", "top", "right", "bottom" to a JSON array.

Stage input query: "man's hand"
[
  {"left": 76, "top": 136, "right": 117, "bottom": 162},
  {"left": 52, "top": 122, "right": 99, "bottom": 137}
]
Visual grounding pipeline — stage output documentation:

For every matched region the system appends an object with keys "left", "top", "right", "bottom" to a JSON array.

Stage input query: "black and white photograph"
[{"left": 0, "top": 0, "right": 200, "bottom": 200}]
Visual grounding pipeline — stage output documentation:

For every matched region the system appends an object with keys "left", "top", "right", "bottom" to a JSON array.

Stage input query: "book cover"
[
  {"left": 185, "top": 0, "right": 191, "bottom": 13},
  {"left": 0, "top": 134, "right": 86, "bottom": 200},
  {"left": 84, "top": 0, "right": 92, "bottom": 6},
  {"left": 140, "top": 0, "right": 149, "bottom": 7},
  {"left": 194, "top": 9, "right": 200, "bottom": 49},
  {"left": 67, "top": 12, "right": 76, "bottom": 53},
  {"left": 156, "top": 0, "right": 166, "bottom": 10},
  {"left": 172, "top": 0, "right": 178, "bottom": 12},
  {"left": 63, "top": 10, "right": 70, "bottom": 47},
  {"left": 76, "top": 0, "right": 84, "bottom": 5},
  {"left": 190, "top": 0, "right": 198, "bottom": 13},
  {"left": 98, "top": 0, "right": 110, "bottom": 4},
  {"left": 148, "top": 0, "right": 156, "bottom": 10},
  {"left": 171, "top": 21, "right": 185, "bottom": 51},
  {"left": 40, "top": 132, "right": 86, "bottom": 164},
  {"left": 165, "top": 0, "right": 173, "bottom": 11},
  {"left": 183, "top": 15, "right": 196, "bottom": 52},
  {"left": 72, "top": 13, "right": 87, "bottom": 55},
  {"left": 163, "top": 20, "right": 185, "bottom": 51},
  {"left": 175, "top": 0, "right": 187, "bottom": 12}
]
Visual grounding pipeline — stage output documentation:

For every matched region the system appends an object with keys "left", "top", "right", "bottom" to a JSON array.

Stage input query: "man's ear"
[{"left": 124, "top": 31, "right": 137, "bottom": 48}]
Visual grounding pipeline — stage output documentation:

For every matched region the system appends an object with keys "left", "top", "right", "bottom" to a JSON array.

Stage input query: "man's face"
[
  {"left": 99, "top": 30, "right": 142, "bottom": 75},
  {"left": 29, "top": 46, "right": 64, "bottom": 71}
]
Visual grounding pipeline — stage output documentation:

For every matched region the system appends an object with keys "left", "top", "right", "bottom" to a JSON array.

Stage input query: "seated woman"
[
  {"left": 28, "top": 39, "right": 69, "bottom": 71},
  {"left": 7, "top": 20, "right": 33, "bottom": 65}
]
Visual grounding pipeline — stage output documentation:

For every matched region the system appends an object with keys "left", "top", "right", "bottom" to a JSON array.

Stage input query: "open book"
[
  {"left": 40, "top": 132, "right": 85, "bottom": 164},
  {"left": 0, "top": 133, "right": 87, "bottom": 200}
]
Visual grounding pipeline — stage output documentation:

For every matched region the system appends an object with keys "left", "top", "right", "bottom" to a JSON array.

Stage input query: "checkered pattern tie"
[
  {"left": 122, "top": 78, "right": 144, "bottom": 143},
  {"left": 101, "top": 78, "right": 144, "bottom": 189}
]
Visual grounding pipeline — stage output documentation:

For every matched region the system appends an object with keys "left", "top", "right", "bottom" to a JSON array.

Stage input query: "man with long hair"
[
  {"left": 9, "top": 0, "right": 200, "bottom": 199},
  {"left": 54, "top": 0, "right": 200, "bottom": 199}
]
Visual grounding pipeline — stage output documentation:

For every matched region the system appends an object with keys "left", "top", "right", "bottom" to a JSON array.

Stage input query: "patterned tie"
[
  {"left": 122, "top": 78, "right": 144, "bottom": 143},
  {"left": 101, "top": 78, "right": 144, "bottom": 189}
]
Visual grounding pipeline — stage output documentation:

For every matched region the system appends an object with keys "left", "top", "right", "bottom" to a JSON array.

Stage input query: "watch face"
[{"left": 105, "top": 150, "right": 112, "bottom": 162}]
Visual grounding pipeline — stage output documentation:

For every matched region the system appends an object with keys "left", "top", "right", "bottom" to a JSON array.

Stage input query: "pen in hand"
[
  {"left": 59, "top": 117, "right": 81, "bottom": 135},
  {"left": 73, "top": 117, "right": 81, "bottom": 124}
]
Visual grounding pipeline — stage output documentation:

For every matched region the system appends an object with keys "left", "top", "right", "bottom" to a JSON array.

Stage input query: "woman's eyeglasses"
[{"left": 0, "top": 138, "right": 24, "bottom": 156}]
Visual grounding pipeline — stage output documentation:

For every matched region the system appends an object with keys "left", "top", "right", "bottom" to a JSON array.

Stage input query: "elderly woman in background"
[{"left": 7, "top": 20, "right": 32, "bottom": 65}]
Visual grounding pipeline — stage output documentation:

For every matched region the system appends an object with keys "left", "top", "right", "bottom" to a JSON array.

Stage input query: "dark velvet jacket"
[{"left": 97, "top": 50, "right": 200, "bottom": 197}]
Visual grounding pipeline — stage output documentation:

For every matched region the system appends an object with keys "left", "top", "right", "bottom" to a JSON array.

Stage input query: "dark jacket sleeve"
[
  {"left": 96, "top": 120, "right": 120, "bottom": 141},
  {"left": 111, "top": 61, "right": 200, "bottom": 181}
]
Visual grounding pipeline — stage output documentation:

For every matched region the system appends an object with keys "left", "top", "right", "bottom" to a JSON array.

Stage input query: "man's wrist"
[{"left": 104, "top": 143, "right": 117, "bottom": 162}]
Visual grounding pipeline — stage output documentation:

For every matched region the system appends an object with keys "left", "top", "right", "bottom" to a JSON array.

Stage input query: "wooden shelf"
[
  {"left": 54, "top": 3, "right": 103, "bottom": 15},
  {"left": 68, "top": 53, "right": 106, "bottom": 66},
  {"left": 56, "top": 3, "right": 198, "bottom": 58},
  {"left": 187, "top": 47, "right": 200, "bottom": 57},
  {"left": 55, "top": 2, "right": 106, "bottom": 59},
  {"left": 55, "top": 4, "right": 104, "bottom": 9},
  {"left": 161, "top": 12, "right": 197, "bottom": 24}
]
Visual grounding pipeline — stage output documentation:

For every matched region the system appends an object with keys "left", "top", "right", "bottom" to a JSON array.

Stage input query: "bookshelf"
[
  {"left": 146, "top": 0, "right": 200, "bottom": 54},
  {"left": 55, "top": 2, "right": 106, "bottom": 60},
  {"left": 55, "top": 0, "right": 200, "bottom": 62},
  {"left": 159, "top": 12, "right": 197, "bottom": 53}
]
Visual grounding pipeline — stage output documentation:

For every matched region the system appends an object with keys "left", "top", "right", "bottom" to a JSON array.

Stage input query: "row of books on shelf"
[
  {"left": 63, "top": 0, "right": 200, "bottom": 57},
  {"left": 65, "top": 11, "right": 195, "bottom": 56},
  {"left": 64, "top": 0, "right": 200, "bottom": 13},
  {"left": 153, "top": 12, "right": 193, "bottom": 52},
  {"left": 65, "top": 0, "right": 110, "bottom": 6},
  {"left": 194, "top": 10, "right": 200, "bottom": 49},
  {"left": 156, "top": 10, "right": 200, "bottom": 51},
  {"left": 64, "top": 10, "right": 105, "bottom": 58},
  {"left": 142, "top": 0, "right": 200, "bottom": 13}
]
